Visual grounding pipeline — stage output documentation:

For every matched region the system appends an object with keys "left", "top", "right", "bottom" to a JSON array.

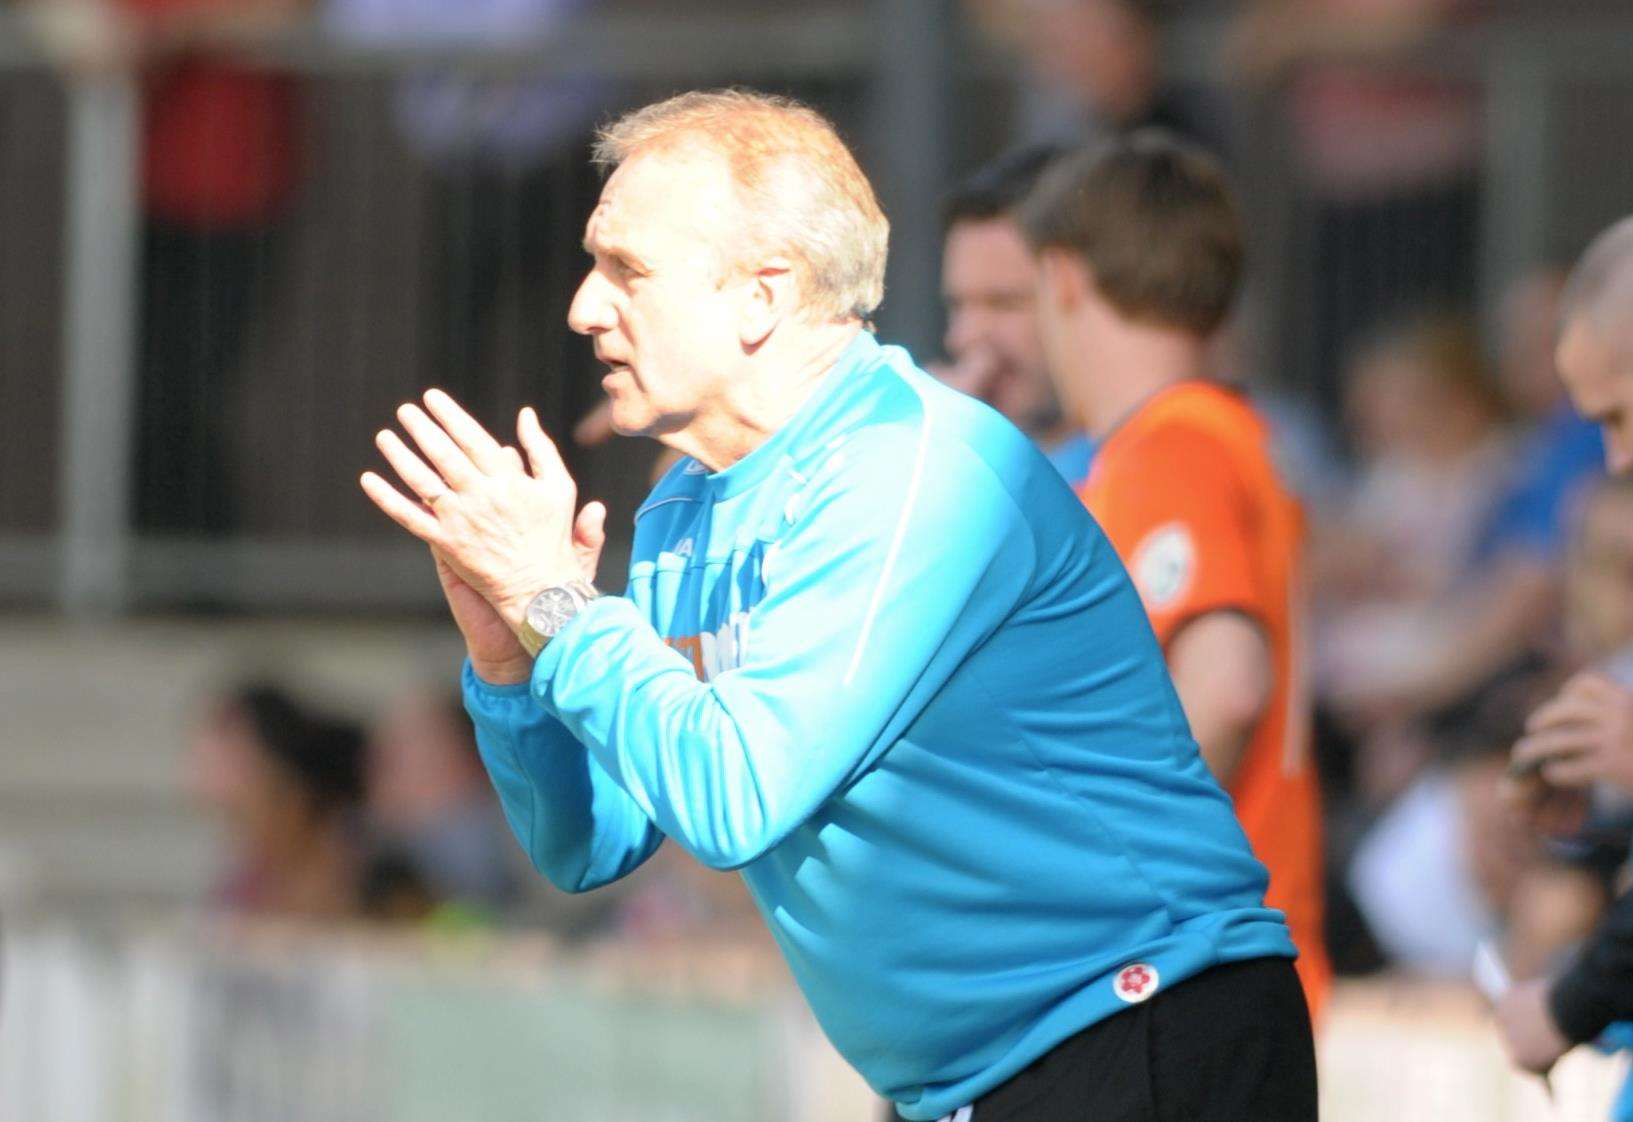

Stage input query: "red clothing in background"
[{"left": 123, "top": 0, "right": 299, "bottom": 227}]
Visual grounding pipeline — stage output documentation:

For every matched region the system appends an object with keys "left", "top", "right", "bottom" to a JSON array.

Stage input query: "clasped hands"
[{"left": 360, "top": 389, "right": 606, "bottom": 678}]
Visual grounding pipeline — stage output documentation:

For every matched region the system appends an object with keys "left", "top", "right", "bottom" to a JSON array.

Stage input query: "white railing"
[
  {"left": 0, "top": 916, "right": 875, "bottom": 1122},
  {"left": 3, "top": 913, "right": 1630, "bottom": 1122}
]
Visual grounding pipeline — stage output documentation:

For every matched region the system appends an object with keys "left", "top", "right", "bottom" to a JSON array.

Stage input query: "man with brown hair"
[{"left": 1020, "top": 132, "right": 1331, "bottom": 1020}]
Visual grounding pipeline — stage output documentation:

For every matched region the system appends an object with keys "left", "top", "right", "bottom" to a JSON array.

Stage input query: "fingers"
[
  {"left": 518, "top": 406, "right": 570, "bottom": 482},
  {"left": 397, "top": 402, "right": 479, "bottom": 489},
  {"left": 360, "top": 472, "right": 441, "bottom": 541},
  {"left": 1526, "top": 689, "right": 1604, "bottom": 733},
  {"left": 422, "top": 388, "right": 511, "bottom": 472},
  {"left": 375, "top": 428, "right": 453, "bottom": 506},
  {"left": 1541, "top": 754, "right": 1603, "bottom": 789},
  {"left": 1512, "top": 727, "right": 1594, "bottom": 770}
]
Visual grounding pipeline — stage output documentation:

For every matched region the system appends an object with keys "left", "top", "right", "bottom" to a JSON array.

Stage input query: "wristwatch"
[{"left": 517, "top": 580, "right": 600, "bottom": 657}]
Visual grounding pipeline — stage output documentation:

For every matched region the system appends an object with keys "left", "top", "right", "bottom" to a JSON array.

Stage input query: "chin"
[{"left": 606, "top": 398, "right": 659, "bottom": 439}]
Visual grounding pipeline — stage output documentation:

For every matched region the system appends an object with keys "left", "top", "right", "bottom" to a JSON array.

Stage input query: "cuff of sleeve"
[
  {"left": 529, "top": 594, "right": 641, "bottom": 703},
  {"left": 1549, "top": 958, "right": 1615, "bottom": 1044},
  {"left": 462, "top": 658, "right": 535, "bottom": 699}
]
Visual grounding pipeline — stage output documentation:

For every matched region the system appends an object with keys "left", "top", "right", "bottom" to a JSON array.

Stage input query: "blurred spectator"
[
  {"left": 607, "top": 847, "right": 768, "bottom": 948},
  {"left": 1233, "top": 0, "right": 1482, "bottom": 429},
  {"left": 934, "top": 144, "right": 1089, "bottom": 481},
  {"left": 97, "top": 0, "right": 309, "bottom": 534},
  {"left": 969, "top": 0, "right": 1227, "bottom": 155},
  {"left": 1498, "top": 215, "right": 1633, "bottom": 1079},
  {"left": 1472, "top": 268, "right": 1604, "bottom": 571},
  {"left": 366, "top": 687, "right": 520, "bottom": 916},
  {"left": 1348, "top": 668, "right": 1604, "bottom": 979},
  {"left": 1315, "top": 314, "right": 1512, "bottom": 727},
  {"left": 1322, "top": 279, "right": 1601, "bottom": 726},
  {"left": 189, "top": 683, "right": 368, "bottom": 919},
  {"left": 324, "top": 0, "right": 604, "bottom": 435},
  {"left": 1019, "top": 132, "right": 1330, "bottom": 1016}
]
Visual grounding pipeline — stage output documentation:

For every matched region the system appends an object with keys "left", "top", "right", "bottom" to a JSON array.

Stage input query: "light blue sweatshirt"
[{"left": 464, "top": 330, "right": 1294, "bottom": 1120}]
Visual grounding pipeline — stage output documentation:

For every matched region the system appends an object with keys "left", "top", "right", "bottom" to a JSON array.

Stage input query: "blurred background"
[{"left": 4, "top": 0, "right": 1633, "bottom": 1118}]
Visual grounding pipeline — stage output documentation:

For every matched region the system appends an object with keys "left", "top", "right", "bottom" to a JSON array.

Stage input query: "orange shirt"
[{"left": 1077, "top": 381, "right": 1330, "bottom": 1020}]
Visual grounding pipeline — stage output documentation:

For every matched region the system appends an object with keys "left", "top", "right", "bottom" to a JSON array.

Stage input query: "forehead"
[
  {"left": 585, "top": 147, "right": 735, "bottom": 254},
  {"left": 943, "top": 218, "right": 1037, "bottom": 286},
  {"left": 1557, "top": 319, "right": 1623, "bottom": 402}
]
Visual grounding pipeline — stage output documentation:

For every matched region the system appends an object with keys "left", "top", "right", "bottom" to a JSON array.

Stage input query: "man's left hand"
[
  {"left": 361, "top": 389, "right": 599, "bottom": 631},
  {"left": 1495, "top": 978, "right": 1571, "bottom": 1075}
]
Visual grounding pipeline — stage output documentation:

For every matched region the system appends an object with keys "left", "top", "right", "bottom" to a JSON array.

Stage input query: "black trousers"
[{"left": 914, "top": 957, "right": 1317, "bottom": 1122}]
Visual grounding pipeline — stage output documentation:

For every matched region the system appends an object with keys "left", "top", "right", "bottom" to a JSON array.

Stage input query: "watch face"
[{"left": 525, "top": 586, "right": 581, "bottom": 639}]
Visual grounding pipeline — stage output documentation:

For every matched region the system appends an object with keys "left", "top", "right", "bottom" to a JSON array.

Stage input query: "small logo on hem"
[{"left": 1114, "top": 962, "right": 1159, "bottom": 1004}]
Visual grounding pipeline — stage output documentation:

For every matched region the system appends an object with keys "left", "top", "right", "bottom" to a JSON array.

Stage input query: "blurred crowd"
[
  {"left": 184, "top": 674, "right": 769, "bottom": 944},
  {"left": 7, "top": 0, "right": 1632, "bottom": 1010}
]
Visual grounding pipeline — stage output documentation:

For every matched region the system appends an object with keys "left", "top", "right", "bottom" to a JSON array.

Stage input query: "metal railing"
[
  {"left": 4, "top": 9, "right": 1633, "bottom": 614},
  {"left": 0, "top": 4, "right": 961, "bottom": 614}
]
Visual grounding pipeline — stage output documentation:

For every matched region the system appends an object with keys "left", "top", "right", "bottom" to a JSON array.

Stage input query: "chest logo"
[{"left": 664, "top": 611, "right": 751, "bottom": 681}]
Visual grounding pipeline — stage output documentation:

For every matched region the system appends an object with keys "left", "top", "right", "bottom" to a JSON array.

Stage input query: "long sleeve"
[
  {"left": 530, "top": 430, "right": 1036, "bottom": 870},
  {"left": 1550, "top": 887, "right": 1633, "bottom": 1043},
  {"left": 463, "top": 661, "right": 664, "bottom": 893}
]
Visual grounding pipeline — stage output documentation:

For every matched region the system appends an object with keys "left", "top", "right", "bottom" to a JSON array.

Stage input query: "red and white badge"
[{"left": 1113, "top": 962, "right": 1160, "bottom": 1004}]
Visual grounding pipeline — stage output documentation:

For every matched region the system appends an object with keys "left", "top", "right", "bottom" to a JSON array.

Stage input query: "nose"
[{"left": 567, "top": 269, "right": 615, "bottom": 337}]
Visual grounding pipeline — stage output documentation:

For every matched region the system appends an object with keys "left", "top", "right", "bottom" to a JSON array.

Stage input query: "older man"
[
  {"left": 362, "top": 90, "right": 1314, "bottom": 1122},
  {"left": 1499, "top": 216, "right": 1633, "bottom": 1075}
]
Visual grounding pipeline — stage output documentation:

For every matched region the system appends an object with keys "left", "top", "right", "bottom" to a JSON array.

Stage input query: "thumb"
[{"left": 574, "top": 500, "right": 608, "bottom": 553}]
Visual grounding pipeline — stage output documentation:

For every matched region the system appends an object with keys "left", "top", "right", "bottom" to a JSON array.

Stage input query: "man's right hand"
[{"left": 435, "top": 547, "right": 531, "bottom": 685}]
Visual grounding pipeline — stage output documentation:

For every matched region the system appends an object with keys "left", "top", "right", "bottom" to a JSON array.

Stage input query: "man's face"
[
  {"left": 1557, "top": 317, "right": 1633, "bottom": 474},
  {"left": 1566, "top": 488, "right": 1633, "bottom": 660},
  {"left": 568, "top": 149, "right": 745, "bottom": 439},
  {"left": 942, "top": 217, "right": 1057, "bottom": 429}
]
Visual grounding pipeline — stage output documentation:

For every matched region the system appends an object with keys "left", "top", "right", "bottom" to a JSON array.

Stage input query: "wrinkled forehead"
[{"left": 584, "top": 146, "right": 739, "bottom": 259}]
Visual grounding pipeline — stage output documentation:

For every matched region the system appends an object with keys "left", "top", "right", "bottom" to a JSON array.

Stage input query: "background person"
[
  {"left": 1019, "top": 131, "right": 1331, "bottom": 1019},
  {"left": 933, "top": 143, "right": 1088, "bottom": 480},
  {"left": 1498, "top": 216, "right": 1633, "bottom": 1075},
  {"left": 365, "top": 686, "right": 520, "bottom": 916},
  {"left": 189, "top": 682, "right": 368, "bottom": 919}
]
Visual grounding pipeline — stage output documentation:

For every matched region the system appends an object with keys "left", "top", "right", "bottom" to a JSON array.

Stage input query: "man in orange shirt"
[{"left": 1018, "top": 132, "right": 1331, "bottom": 1019}]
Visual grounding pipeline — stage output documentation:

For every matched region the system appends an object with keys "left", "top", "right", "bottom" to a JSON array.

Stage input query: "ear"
[
  {"left": 1036, "top": 247, "right": 1087, "bottom": 314},
  {"left": 739, "top": 257, "right": 797, "bottom": 350}
]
